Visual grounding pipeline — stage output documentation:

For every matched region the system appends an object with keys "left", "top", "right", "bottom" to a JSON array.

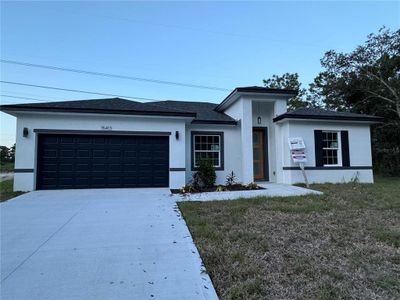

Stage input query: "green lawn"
[
  {"left": 0, "top": 179, "right": 25, "bottom": 202},
  {"left": 0, "top": 161, "right": 14, "bottom": 173},
  {"left": 179, "top": 177, "right": 400, "bottom": 299}
]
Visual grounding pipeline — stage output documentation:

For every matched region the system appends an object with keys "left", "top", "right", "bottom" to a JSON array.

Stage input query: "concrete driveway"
[{"left": 1, "top": 189, "right": 218, "bottom": 300}]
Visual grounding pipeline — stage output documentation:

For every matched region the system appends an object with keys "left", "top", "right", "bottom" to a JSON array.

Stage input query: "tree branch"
[
  {"left": 365, "top": 91, "right": 396, "bottom": 104},
  {"left": 363, "top": 69, "right": 399, "bottom": 99}
]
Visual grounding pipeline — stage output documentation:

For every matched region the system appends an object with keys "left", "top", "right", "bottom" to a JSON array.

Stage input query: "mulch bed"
[{"left": 170, "top": 183, "right": 265, "bottom": 194}]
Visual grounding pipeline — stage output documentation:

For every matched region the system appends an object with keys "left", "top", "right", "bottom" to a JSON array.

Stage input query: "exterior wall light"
[
  {"left": 175, "top": 131, "right": 179, "bottom": 140},
  {"left": 257, "top": 116, "right": 262, "bottom": 124},
  {"left": 23, "top": 127, "right": 29, "bottom": 138}
]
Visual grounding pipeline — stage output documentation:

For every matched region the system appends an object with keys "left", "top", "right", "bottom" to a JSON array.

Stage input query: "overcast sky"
[{"left": 1, "top": 1, "right": 399, "bottom": 146}]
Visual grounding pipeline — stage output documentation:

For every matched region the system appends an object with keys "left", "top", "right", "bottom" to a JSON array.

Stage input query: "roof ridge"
[
  {"left": 152, "top": 100, "right": 217, "bottom": 105},
  {"left": 142, "top": 101, "right": 195, "bottom": 114}
]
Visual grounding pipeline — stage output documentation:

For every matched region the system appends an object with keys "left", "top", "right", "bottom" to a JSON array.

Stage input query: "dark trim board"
[
  {"left": 14, "top": 168, "right": 34, "bottom": 173},
  {"left": 283, "top": 166, "right": 373, "bottom": 170},
  {"left": 273, "top": 114, "right": 382, "bottom": 123},
  {"left": 191, "top": 120, "right": 237, "bottom": 125},
  {"left": 169, "top": 168, "right": 186, "bottom": 171},
  {"left": 33, "top": 129, "right": 171, "bottom": 136},
  {"left": 1, "top": 106, "right": 196, "bottom": 118},
  {"left": 253, "top": 127, "right": 269, "bottom": 181},
  {"left": 191, "top": 131, "right": 224, "bottom": 171}
]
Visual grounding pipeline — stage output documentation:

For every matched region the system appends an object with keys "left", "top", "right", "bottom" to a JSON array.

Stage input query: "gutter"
[
  {"left": 0, "top": 106, "right": 197, "bottom": 118},
  {"left": 273, "top": 114, "right": 383, "bottom": 123}
]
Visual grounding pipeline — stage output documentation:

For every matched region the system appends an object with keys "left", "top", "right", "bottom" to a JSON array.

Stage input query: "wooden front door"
[{"left": 253, "top": 129, "right": 267, "bottom": 180}]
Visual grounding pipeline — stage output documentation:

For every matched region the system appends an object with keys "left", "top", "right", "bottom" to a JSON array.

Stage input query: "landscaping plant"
[
  {"left": 195, "top": 158, "right": 216, "bottom": 188},
  {"left": 225, "top": 171, "right": 237, "bottom": 186}
]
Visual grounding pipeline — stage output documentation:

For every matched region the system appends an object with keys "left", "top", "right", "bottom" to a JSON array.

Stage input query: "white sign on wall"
[{"left": 288, "top": 137, "right": 306, "bottom": 150}]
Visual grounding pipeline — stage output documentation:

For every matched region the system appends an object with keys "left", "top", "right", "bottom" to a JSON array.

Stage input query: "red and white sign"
[
  {"left": 288, "top": 137, "right": 309, "bottom": 187},
  {"left": 291, "top": 150, "right": 307, "bottom": 163}
]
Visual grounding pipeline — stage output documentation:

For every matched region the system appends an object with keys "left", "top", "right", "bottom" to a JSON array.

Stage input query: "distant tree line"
[
  {"left": 263, "top": 27, "right": 400, "bottom": 176},
  {"left": 0, "top": 144, "right": 16, "bottom": 163}
]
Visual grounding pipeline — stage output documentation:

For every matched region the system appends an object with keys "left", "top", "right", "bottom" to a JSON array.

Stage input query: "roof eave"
[
  {"left": 191, "top": 119, "right": 237, "bottom": 125},
  {"left": 273, "top": 114, "right": 383, "bottom": 123},
  {"left": 215, "top": 88, "right": 298, "bottom": 112},
  {"left": 0, "top": 106, "right": 197, "bottom": 118}
]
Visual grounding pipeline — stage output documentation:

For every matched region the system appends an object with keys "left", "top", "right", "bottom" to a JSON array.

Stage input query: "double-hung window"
[
  {"left": 192, "top": 132, "right": 224, "bottom": 170},
  {"left": 322, "top": 131, "right": 341, "bottom": 166}
]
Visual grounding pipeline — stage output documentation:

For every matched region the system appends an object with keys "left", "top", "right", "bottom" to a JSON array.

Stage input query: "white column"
[
  {"left": 273, "top": 100, "right": 288, "bottom": 184},
  {"left": 241, "top": 99, "right": 254, "bottom": 183},
  {"left": 169, "top": 123, "right": 186, "bottom": 189},
  {"left": 14, "top": 118, "right": 36, "bottom": 191}
]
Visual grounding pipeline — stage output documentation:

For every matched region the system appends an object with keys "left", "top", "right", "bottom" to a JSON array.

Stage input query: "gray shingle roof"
[
  {"left": 2, "top": 96, "right": 380, "bottom": 124},
  {"left": 150, "top": 100, "right": 237, "bottom": 124},
  {"left": 273, "top": 108, "right": 383, "bottom": 122},
  {"left": 0, "top": 97, "right": 237, "bottom": 124},
  {"left": 0, "top": 98, "right": 196, "bottom": 118},
  {"left": 216, "top": 86, "right": 298, "bottom": 111}
]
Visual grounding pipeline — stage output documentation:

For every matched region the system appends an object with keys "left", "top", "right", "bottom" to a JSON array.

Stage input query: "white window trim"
[
  {"left": 322, "top": 130, "right": 342, "bottom": 167},
  {"left": 193, "top": 134, "right": 221, "bottom": 168}
]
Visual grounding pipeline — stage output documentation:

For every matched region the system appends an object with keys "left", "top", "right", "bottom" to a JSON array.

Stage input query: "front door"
[{"left": 253, "top": 128, "right": 268, "bottom": 181}]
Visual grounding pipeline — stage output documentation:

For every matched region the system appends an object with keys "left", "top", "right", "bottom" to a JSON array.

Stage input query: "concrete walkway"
[
  {"left": 1, "top": 189, "right": 218, "bottom": 300},
  {"left": 174, "top": 183, "right": 322, "bottom": 201},
  {"left": 0, "top": 172, "right": 14, "bottom": 182}
]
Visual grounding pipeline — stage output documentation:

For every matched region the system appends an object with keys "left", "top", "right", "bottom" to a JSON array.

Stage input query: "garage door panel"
[
  {"left": 76, "top": 136, "right": 91, "bottom": 144},
  {"left": 37, "top": 134, "right": 169, "bottom": 189},
  {"left": 77, "top": 149, "right": 90, "bottom": 158},
  {"left": 42, "top": 136, "right": 58, "bottom": 144},
  {"left": 41, "top": 163, "right": 57, "bottom": 171},
  {"left": 60, "top": 136, "right": 75, "bottom": 144},
  {"left": 93, "top": 137, "right": 107, "bottom": 144},
  {"left": 42, "top": 174, "right": 57, "bottom": 188},
  {"left": 92, "top": 163, "right": 106, "bottom": 172},
  {"left": 109, "top": 164, "right": 122, "bottom": 172},
  {"left": 59, "top": 164, "right": 74, "bottom": 172},
  {"left": 60, "top": 150, "right": 75, "bottom": 158},
  {"left": 43, "top": 149, "right": 58, "bottom": 158},
  {"left": 109, "top": 150, "right": 122, "bottom": 158},
  {"left": 93, "top": 150, "right": 107, "bottom": 158}
]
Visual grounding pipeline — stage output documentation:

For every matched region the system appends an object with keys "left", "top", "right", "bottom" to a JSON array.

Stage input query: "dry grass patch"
[
  {"left": 178, "top": 177, "right": 400, "bottom": 299},
  {"left": 0, "top": 179, "right": 25, "bottom": 202}
]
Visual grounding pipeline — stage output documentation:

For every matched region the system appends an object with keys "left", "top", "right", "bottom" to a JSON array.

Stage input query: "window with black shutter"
[{"left": 314, "top": 130, "right": 350, "bottom": 167}]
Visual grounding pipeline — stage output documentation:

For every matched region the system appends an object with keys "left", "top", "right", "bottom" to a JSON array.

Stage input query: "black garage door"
[{"left": 37, "top": 134, "right": 169, "bottom": 190}]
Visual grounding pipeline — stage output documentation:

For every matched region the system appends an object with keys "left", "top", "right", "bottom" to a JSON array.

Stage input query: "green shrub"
[
  {"left": 195, "top": 158, "right": 216, "bottom": 188},
  {"left": 373, "top": 148, "right": 400, "bottom": 176}
]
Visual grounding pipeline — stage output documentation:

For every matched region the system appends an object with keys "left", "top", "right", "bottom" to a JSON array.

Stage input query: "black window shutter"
[
  {"left": 314, "top": 130, "right": 324, "bottom": 167},
  {"left": 341, "top": 131, "right": 350, "bottom": 167}
]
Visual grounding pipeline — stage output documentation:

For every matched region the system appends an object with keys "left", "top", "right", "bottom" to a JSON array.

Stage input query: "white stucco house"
[{"left": 1, "top": 87, "right": 382, "bottom": 191}]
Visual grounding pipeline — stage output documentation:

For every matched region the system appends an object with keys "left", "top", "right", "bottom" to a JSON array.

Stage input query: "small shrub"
[
  {"left": 180, "top": 185, "right": 195, "bottom": 194},
  {"left": 216, "top": 185, "right": 226, "bottom": 192},
  {"left": 349, "top": 172, "right": 360, "bottom": 184},
  {"left": 195, "top": 158, "right": 216, "bottom": 188},
  {"left": 226, "top": 171, "right": 237, "bottom": 186},
  {"left": 246, "top": 182, "right": 259, "bottom": 190}
]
